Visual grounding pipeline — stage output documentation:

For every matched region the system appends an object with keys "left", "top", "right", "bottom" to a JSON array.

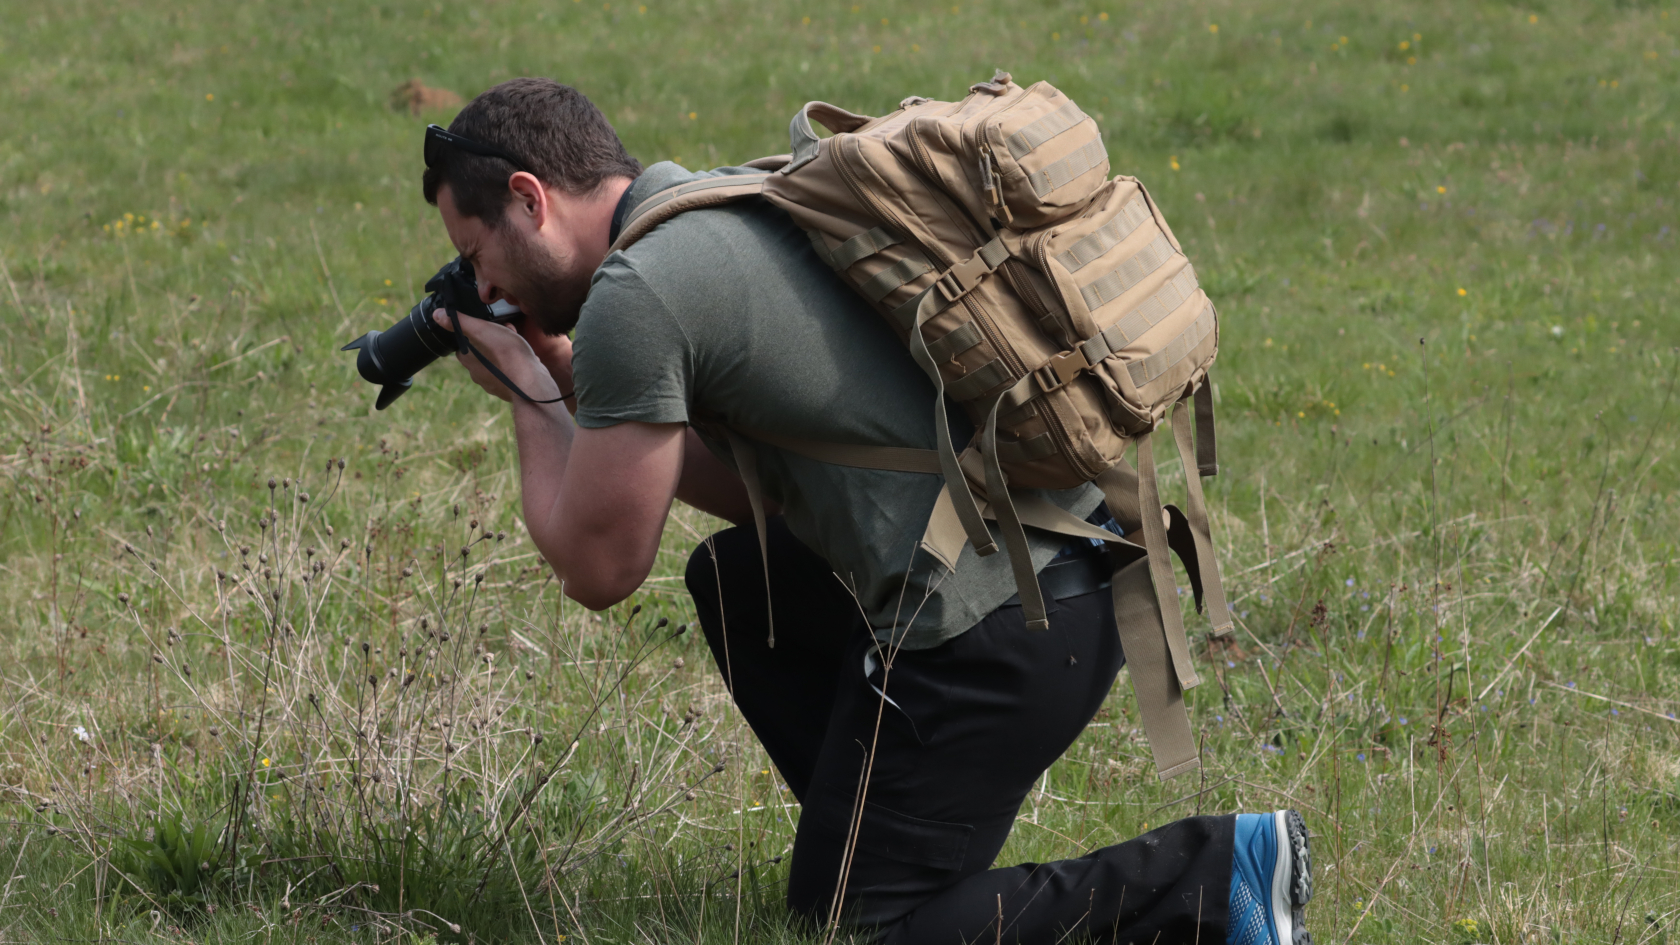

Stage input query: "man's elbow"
[{"left": 555, "top": 560, "right": 647, "bottom": 611}]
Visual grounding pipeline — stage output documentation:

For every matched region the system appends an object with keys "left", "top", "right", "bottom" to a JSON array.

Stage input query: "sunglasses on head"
[{"left": 424, "top": 124, "right": 533, "bottom": 174}]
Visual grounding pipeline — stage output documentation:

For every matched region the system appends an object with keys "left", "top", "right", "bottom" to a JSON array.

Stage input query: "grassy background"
[{"left": 3, "top": 0, "right": 1679, "bottom": 942}]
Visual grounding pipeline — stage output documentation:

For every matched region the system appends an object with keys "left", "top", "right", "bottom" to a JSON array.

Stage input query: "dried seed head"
[
  {"left": 258, "top": 553, "right": 268, "bottom": 564},
  {"left": 401, "top": 568, "right": 413, "bottom": 578},
  {"left": 117, "top": 593, "right": 130, "bottom": 605},
  {"left": 325, "top": 525, "right": 334, "bottom": 536},
  {"left": 495, "top": 531, "right": 506, "bottom": 541},
  {"left": 267, "top": 477, "right": 277, "bottom": 490},
  {"left": 469, "top": 518, "right": 479, "bottom": 530},
  {"left": 259, "top": 518, "right": 268, "bottom": 531},
  {"left": 474, "top": 573, "right": 483, "bottom": 585},
  {"left": 421, "top": 617, "right": 429, "bottom": 630},
  {"left": 361, "top": 641, "right": 370, "bottom": 655},
  {"left": 297, "top": 492, "right": 309, "bottom": 504},
  {"left": 282, "top": 478, "right": 291, "bottom": 489},
  {"left": 673, "top": 657, "right": 685, "bottom": 669},
  {"left": 631, "top": 604, "right": 642, "bottom": 617},
  {"left": 439, "top": 631, "right": 450, "bottom": 642},
  {"left": 341, "top": 538, "right": 351, "bottom": 549},
  {"left": 525, "top": 670, "right": 534, "bottom": 680},
  {"left": 240, "top": 546, "right": 249, "bottom": 556},
  {"left": 336, "top": 458, "right": 345, "bottom": 470},
  {"left": 685, "top": 790, "right": 697, "bottom": 801},
  {"left": 151, "top": 653, "right": 162, "bottom": 663},
  {"left": 713, "top": 761, "right": 726, "bottom": 772},
  {"left": 208, "top": 727, "right": 219, "bottom": 737},
  {"left": 460, "top": 546, "right": 470, "bottom": 559},
  {"left": 675, "top": 624, "right": 688, "bottom": 636},
  {"left": 530, "top": 731, "right": 543, "bottom": 744},
  {"left": 479, "top": 623, "right": 488, "bottom": 634},
  {"left": 656, "top": 617, "right": 669, "bottom": 629}
]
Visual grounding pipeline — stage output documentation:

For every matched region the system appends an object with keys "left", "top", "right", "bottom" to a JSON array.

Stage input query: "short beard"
[{"left": 500, "top": 227, "right": 593, "bottom": 336}]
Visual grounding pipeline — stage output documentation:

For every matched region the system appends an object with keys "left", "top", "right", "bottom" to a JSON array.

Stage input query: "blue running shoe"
[{"left": 1227, "top": 810, "right": 1312, "bottom": 945}]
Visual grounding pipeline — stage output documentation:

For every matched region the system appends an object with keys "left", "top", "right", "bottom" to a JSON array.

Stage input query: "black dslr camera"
[{"left": 342, "top": 256, "right": 520, "bottom": 410}]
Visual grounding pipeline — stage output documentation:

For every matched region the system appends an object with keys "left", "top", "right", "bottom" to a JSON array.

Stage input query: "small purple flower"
[{"left": 1357, "top": 753, "right": 1366, "bottom": 762}]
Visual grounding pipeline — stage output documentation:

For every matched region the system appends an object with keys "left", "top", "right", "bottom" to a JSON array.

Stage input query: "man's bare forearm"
[{"left": 512, "top": 398, "right": 575, "bottom": 577}]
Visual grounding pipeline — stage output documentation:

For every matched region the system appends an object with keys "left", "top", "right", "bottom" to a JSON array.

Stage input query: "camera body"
[{"left": 342, "top": 256, "right": 519, "bottom": 409}]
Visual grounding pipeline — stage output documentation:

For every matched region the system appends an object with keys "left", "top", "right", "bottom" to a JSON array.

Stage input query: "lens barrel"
[{"left": 340, "top": 296, "right": 459, "bottom": 410}]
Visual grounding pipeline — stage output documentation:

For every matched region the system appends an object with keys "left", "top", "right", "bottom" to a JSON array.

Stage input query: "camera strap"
[{"left": 446, "top": 308, "right": 570, "bottom": 406}]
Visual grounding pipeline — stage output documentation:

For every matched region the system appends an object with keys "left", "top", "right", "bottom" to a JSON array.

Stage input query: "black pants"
[{"left": 686, "top": 518, "right": 1232, "bottom": 944}]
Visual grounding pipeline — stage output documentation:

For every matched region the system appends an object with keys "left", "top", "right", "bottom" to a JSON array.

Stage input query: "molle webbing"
[
  {"left": 1077, "top": 266, "right": 1201, "bottom": 365},
  {"left": 1055, "top": 197, "right": 1153, "bottom": 272},
  {"left": 1078, "top": 234, "right": 1177, "bottom": 313},
  {"left": 1028, "top": 137, "right": 1109, "bottom": 198},
  {"left": 831, "top": 226, "right": 903, "bottom": 271},
  {"left": 925, "top": 321, "right": 985, "bottom": 364},
  {"left": 946, "top": 359, "right": 1013, "bottom": 401},
  {"left": 1005, "top": 100, "right": 1090, "bottom": 160},
  {"left": 1127, "top": 302, "right": 1215, "bottom": 388},
  {"left": 860, "top": 257, "right": 931, "bottom": 303}
]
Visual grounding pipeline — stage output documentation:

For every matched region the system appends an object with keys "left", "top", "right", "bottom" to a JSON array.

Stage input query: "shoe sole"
[{"left": 1271, "top": 809, "right": 1313, "bottom": 945}]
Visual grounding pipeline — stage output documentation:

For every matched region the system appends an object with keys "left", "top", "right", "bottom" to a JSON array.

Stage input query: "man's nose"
[{"left": 477, "top": 280, "right": 497, "bottom": 305}]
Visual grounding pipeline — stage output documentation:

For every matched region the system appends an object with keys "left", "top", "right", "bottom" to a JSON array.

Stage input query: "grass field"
[{"left": 3, "top": 0, "right": 1680, "bottom": 941}]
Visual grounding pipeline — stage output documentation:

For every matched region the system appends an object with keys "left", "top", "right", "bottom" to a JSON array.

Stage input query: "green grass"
[{"left": 3, "top": 0, "right": 1679, "bottom": 942}]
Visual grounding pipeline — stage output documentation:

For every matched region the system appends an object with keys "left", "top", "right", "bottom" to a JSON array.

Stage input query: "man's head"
[{"left": 423, "top": 78, "right": 641, "bottom": 335}]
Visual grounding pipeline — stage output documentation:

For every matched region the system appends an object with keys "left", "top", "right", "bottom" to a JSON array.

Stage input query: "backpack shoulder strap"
[{"left": 609, "top": 173, "right": 771, "bottom": 253}]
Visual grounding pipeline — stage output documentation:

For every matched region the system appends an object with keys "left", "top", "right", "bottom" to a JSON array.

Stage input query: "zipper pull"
[{"left": 979, "top": 145, "right": 1013, "bottom": 225}]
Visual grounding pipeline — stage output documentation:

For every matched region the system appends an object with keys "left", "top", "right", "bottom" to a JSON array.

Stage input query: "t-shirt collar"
[{"left": 608, "top": 176, "right": 640, "bottom": 246}]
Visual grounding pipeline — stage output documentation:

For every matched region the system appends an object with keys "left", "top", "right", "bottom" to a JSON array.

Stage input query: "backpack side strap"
[
  {"left": 609, "top": 174, "right": 771, "bottom": 254},
  {"left": 1171, "top": 394, "right": 1232, "bottom": 636}
]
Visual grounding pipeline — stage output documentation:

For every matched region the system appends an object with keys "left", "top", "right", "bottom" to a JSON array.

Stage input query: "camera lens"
[{"left": 341, "top": 296, "right": 458, "bottom": 409}]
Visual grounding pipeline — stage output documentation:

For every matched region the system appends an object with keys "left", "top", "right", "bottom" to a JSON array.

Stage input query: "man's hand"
[
  {"left": 431, "top": 309, "right": 563, "bottom": 404},
  {"left": 512, "top": 318, "right": 574, "bottom": 398}
]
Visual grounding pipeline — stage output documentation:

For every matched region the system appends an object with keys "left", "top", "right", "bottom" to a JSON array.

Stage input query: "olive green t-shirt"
[{"left": 571, "top": 163, "right": 1102, "bottom": 649}]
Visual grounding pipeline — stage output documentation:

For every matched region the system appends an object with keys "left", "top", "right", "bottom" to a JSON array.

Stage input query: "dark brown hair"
[{"left": 421, "top": 78, "right": 641, "bottom": 227}]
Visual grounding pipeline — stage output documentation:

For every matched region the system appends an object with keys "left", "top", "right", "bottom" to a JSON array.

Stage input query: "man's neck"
[{"left": 574, "top": 176, "right": 635, "bottom": 269}]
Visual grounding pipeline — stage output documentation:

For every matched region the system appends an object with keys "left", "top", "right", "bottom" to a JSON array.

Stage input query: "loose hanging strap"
[
  {"left": 979, "top": 378, "right": 1049, "bottom": 630},
  {"left": 723, "top": 430, "right": 776, "bottom": 648},
  {"left": 1170, "top": 395, "right": 1233, "bottom": 637},
  {"left": 906, "top": 288, "right": 997, "bottom": 559},
  {"left": 1193, "top": 380, "right": 1218, "bottom": 476},
  {"left": 1106, "top": 553, "right": 1200, "bottom": 779},
  {"left": 1130, "top": 431, "right": 1201, "bottom": 691}
]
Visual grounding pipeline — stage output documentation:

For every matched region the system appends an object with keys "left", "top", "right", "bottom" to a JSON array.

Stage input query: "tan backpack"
[{"left": 610, "top": 71, "right": 1230, "bottom": 779}]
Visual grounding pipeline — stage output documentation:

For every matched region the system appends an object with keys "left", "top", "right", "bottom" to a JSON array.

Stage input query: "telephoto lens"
[
  {"left": 342, "top": 296, "right": 456, "bottom": 410},
  {"left": 342, "top": 257, "right": 518, "bottom": 409}
]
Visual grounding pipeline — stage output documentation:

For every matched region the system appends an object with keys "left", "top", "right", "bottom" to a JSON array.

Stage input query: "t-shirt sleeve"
[{"left": 570, "top": 256, "right": 693, "bottom": 429}]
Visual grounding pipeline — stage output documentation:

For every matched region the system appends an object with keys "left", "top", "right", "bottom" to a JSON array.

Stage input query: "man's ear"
[{"left": 507, "top": 171, "right": 549, "bottom": 228}]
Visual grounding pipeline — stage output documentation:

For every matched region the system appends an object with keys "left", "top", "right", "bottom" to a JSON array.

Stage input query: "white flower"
[
  {"left": 1551, "top": 325, "right": 1564, "bottom": 337},
  {"left": 72, "top": 726, "right": 91, "bottom": 743}
]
